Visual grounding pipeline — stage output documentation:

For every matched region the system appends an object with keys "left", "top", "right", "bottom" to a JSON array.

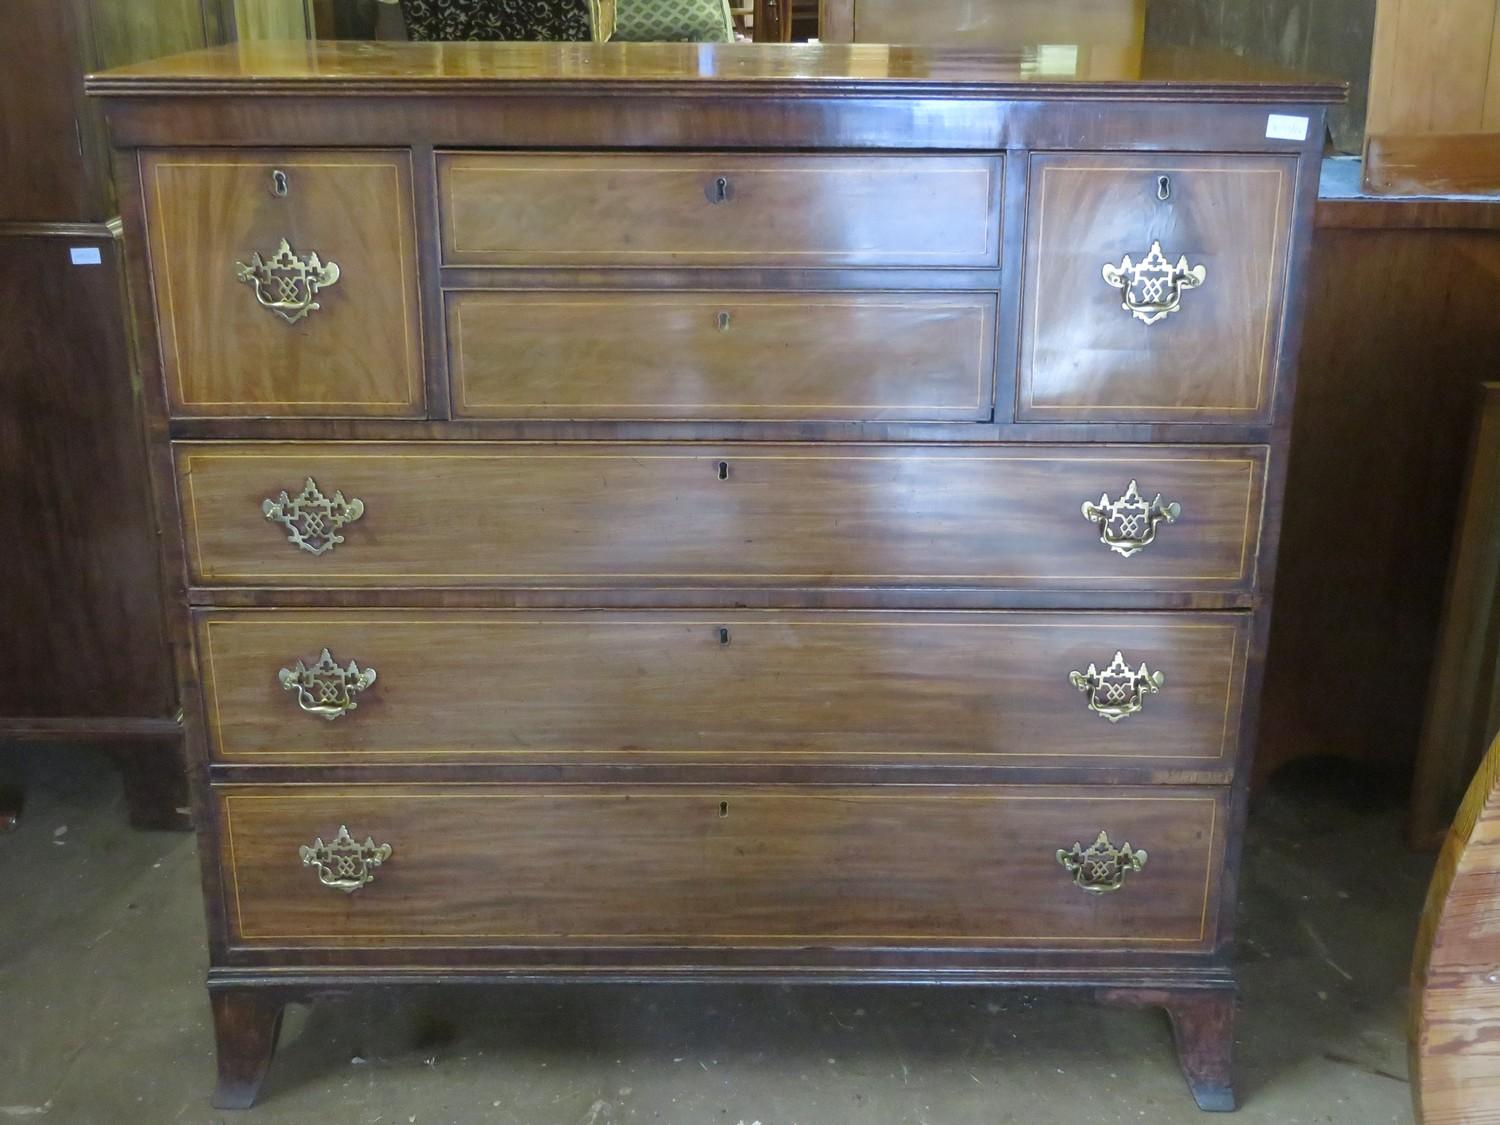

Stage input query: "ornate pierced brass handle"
[
  {"left": 234, "top": 237, "right": 340, "bottom": 324},
  {"left": 1082, "top": 480, "right": 1181, "bottom": 558},
  {"left": 278, "top": 649, "right": 376, "bottom": 721},
  {"left": 1069, "top": 651, "right": 1164, "bottom": 723},
  {"left": 1057, "top": 830, "right": 1147, "bottom": 894},
  {"left": 298, "top": 825, "right": 391, "bottom": 893},
  {"left": 263, "top": 477, "right": 364, "bottom": 556},
  {"left": 1101, "top": 240, "right": 1205, "bottom": 326}
]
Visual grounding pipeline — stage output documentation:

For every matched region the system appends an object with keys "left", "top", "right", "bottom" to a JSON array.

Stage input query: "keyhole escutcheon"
[
  {"left": 1157, "top": 175, "right": 1172, "bottom": 201},
  {"left": 708, "top": 176, "right": 731, "bottom": 204},
  {"left": 271, "top": 169, "right": 289, "bottom": 197},
  {"left": 717, "top": 460, "right": 730, "bottom": 481}
]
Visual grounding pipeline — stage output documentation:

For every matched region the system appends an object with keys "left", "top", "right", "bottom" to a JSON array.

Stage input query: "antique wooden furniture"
[
  {"left": 1411, "top": 727, "right": 1500, "bottom": 1122},
  {"left": 820, "top": 0, "right": 1145, "bottom": 52},
  {"left": 90, "top": 39, "right": 1341, "bottom": 1110},
  {"left": 0, "top": 0, "right": 200, "bottom": 829}
]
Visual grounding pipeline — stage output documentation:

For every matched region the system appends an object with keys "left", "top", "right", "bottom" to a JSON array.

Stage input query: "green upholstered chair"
[
  {"left": 613, "top": 0, "right": 734, "bottom": 41},
  {"left": 397, "top": 0, "right": 616, "bottom": 41}
]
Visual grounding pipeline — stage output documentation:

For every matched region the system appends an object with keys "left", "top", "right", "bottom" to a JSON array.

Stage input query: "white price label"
[
  {"left": 69, "top": 246, "right": 102, "bottom": 266},
  {"left": 1265, "top": 114, "right": 1310, "bottom": 141}
]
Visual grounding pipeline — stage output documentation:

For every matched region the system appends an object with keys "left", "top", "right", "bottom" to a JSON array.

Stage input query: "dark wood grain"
[
  {"left": 1099, "top": 986, "right": 1236, "bottom": 1112},
  {"left": 209, "top": 987, "right": 285, "bottom": 1110},
  {"left": 175, "top": 441, "right": 1267, "bottom": 591},
  {"left": 141, "top": 148, "right": 425, "bottom": 418},
  {"left": 446, "top": 288, "right": 998, "bottom": 421},
  {"left": 90, "top": 42, "right": 1338, "bottom": 1111},
  {"left": 0, "top": 233, "right": 176, "bottom": 722},
  {"left": 216, "top": 782, "right": 1226, "bottom": 950},
  {"left": 194, "top": 608, "right": 1249, "bottom": 771},
  {"left": 1019, "top": 153, "right": 1296, "bottom": 423}
]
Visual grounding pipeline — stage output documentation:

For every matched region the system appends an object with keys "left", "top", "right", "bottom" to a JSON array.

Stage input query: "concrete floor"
[{"left": 1, "top": 747, "right": 1430, "bottom": 1125}]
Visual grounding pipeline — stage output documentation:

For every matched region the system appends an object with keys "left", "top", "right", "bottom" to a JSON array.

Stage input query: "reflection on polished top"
[{"left": 88, "top": 39, "right": 1343, "bottom": 102}]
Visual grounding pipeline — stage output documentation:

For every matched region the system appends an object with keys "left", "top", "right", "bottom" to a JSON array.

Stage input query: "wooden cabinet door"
[
  {"left": 1019, "top": 154, "right": 1296, "bottom": 423},
  {"left": 0, "top": 234, "right": 174, "bottom": 720},
  {"left": 142, "top": 148, "right": 425, "bottom": 417}
]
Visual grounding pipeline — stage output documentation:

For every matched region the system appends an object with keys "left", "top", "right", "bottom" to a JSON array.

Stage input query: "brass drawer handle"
[
  {"left": 1057, "top": 830, "right": 1147, "bottom": 894},
  {"left": 1101, "top": 240, "right": 1205, "bottom": 326},
  {"left": 1081, "top": 479, "right": 1181, "bottom": 558},
  {"left": 234, "top": 237, "right": 341, "bottom": 325},
  {"left": 299, "top": 825, "right": 391, "bottom": 893},
  {"left": 263, "top": 477, "right": 365, "bottom": 556},
  {"left": 1069, "top": 651, "right": 1164, "bottom": 723},
  {"left": 278, "top": 649, "right": 377, "bottom": 721}
]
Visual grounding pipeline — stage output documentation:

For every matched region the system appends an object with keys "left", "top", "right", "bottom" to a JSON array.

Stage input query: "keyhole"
[
  {"left": 1157, "top": 175, "right": 1172, "bottom": 201},
  {"left": 716, "top": 310, "right": 731, "bottom": 332},
  {"left": 718, "top": 627, "right": 731, "bottom": 646},
  {"left": 271, "top": 169, "right": 289, "bottom": 197},
  {"left": 708, "top": 176, "right": 730, "bottom": 204},
  {"left": 718, "top": 801, "right": 729, "bottom": 818},
  {"left": 717, "top": 461, "right": 729, "bottom": 480}
]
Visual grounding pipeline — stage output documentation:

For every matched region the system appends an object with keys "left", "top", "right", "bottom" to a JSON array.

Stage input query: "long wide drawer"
[
  {"left": 447, "top": 289, "right": 998, "bottom": 421},
  {"left": 218, "top": 783, "right": 1225, "bottom": 949},
  {"left": 176, "top": 443, "right": 1267, "bottom": 591},
  {"left": 437, "top": 152, "right": 1003, "bottom": 267},
  {"left": 197, "top": 609, "right": 1248, "bottom": 770}
]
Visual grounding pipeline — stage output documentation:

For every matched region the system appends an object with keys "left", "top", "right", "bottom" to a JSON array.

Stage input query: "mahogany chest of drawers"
[{"left": 90, "top": 40, "right": 1341, "bottom": 1112}]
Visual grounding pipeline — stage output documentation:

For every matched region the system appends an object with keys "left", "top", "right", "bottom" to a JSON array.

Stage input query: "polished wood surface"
[
  {"left": 141, "top": 148, "right": 424, "bottom": 417},
  {"left": 0, "top": 234, "right": 176, "bottom": 722},
  {"left": 195, "top": 608, "right": 1249, "bottom": 770},
  {"left": 92, "top": 41, "right": 1336, "bottom": 1111},
  {"left": 176, "top": 442, "right": 1266, "bottom": 590},
  {"left": 1411, "top": 730, "right": 1500, "bottom": 1123},
  {"left": 439, "top": 153, "right": 1001, "bottom": 268},
  {"left": 217, "top": 782, "right": 1225, "bottom": 948},
  {"left": 447, "top": 289, "right": 997, "bottom": 420},
  {"left": 1363, "top": 132, "right": 1500, "bottom": 196},
  {"left": 1020, "top": 154, "right": 1296, "bottom": 423},
  {"left": 1410, "top": 384, "right": 1500, "bottom": 848},
  {"left": 88, "top": 40, "right": 1347, "bottom": 101}
]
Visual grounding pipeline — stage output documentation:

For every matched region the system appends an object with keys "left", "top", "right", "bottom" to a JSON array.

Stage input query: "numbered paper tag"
[
  {"left": 69, "top": 247, "right": 102, "bottom": 266},
  {"left": 1265, "top": 114, "right": 1309, "bottom": 141}
]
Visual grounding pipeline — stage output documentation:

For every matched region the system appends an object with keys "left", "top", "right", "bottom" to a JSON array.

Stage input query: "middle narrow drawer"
[
  {"left": 447, "top": 290, "right": 998, "bottom": 421},
  {"left": 197, "top": 609, "right": 1248, "bottom": 772},
  {"left": 176, "top": 443, "right": 1266, "bottom": 591}
]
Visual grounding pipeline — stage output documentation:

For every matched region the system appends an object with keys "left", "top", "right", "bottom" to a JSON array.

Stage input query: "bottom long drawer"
[{"left": 218, "top": 784, "right": 1226, "bottom": 951}]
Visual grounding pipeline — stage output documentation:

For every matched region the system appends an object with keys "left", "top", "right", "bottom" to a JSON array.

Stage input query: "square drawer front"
[
  {"left": 196, "top": 609, "right": 1248, "bottom": 773},
  {"left": 437, "top": 153, "right": 1002, "bottom": 267},
  {"left": 218, "top": 784, "right": 1225, "bottom": 949},
  {"left": 1019, "top": 153, "right": 1296, "bottom": 422},
  {"left": 447, "top": 289, "right": 998, "bottom": 421},
  {"left": 175, "top": 442, "right": 1266, "bottom": 592},
  {"left": 142, "top": 148, "right": 424, "bottom": 417}
]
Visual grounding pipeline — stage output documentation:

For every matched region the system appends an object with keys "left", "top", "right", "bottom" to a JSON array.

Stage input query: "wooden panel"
[
  {"left": 195, "top": 609, "right": 1249, "bottom": 769},
  {"left": 1259, "top": 225, "right": 1500, "bottom": 786},
  {"left": 175, "top": 442, "right": 1267, "bottom": 591},
  {"left": 141, "top": 148, "right": 424, "bottom": 417},
  {"left": 1410, "top": 384, "right": 1500, "bottom": 848},
  {"left": 0, "top": 0, "right": 93, "bottom": 221},
  {"left": 447, "top": 289, "right": 998, "bottom": 421},
  {"left": 1363, "top": 132, "right": 1500, "bottom": 196},
  {"left": 1365, "top": 0, "right": 1500, "bottom": 194},
  {"left": 0, "top": 233, "right": 174, "bottom": 720},
  {"left": 217, "top": 783, "right": 1225, "bottom": 948},
  {"left": 437, "top": 153, "right": 1002, "bottom": 268},
  {"left": 1411, "top": 731, "right": 1500, "bottom": 1124},
  {"left": 1019, "top": 153, "right": 1296, "bottom": 423},
  {"left": 838, "top": 0, "right": 1144, "bottom": 49}
]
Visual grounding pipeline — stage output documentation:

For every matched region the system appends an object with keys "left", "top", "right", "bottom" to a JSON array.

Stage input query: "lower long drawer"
[
  {"left": 217, "top": 784, "right": 1226, "bottom": 950},
  {"left": 196, "top": 609, "right": 1249, "bottom": 772}
]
